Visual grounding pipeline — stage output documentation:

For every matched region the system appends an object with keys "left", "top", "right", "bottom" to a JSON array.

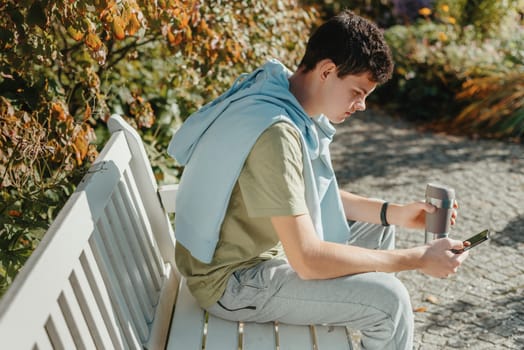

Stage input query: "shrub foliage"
[
  {"left": 0, "top": 0, "right": 316, "bottom": 295},
  {"left": 376, "top": 0, "right": 524, "bottom": 139}
]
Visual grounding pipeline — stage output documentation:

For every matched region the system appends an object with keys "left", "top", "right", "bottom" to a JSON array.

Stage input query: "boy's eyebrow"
[
  {"left": 357, "top": 85, "right": 376, "bottom": 96},
  {"left": 354, "top": 87, "right": 368, "bottom": 95}
]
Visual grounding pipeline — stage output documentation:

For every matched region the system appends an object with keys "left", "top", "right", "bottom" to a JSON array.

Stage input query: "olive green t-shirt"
[{"left": 175, "top": 122, "right": 308, "bottom": 308}]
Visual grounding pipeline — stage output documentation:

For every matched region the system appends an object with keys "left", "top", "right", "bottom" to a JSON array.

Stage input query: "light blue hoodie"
[{"left": 168, "top": 59, "right": 350, "bottom": 263}]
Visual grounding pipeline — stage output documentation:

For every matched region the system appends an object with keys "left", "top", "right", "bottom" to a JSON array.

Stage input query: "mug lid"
[{"left": 425, "top": 183, "right": 455, "bottom": 200}]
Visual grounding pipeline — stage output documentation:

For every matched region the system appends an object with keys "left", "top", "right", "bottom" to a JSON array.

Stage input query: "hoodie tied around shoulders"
[{"left": 167, "top": 59, "right": 351, "bottom": 264}]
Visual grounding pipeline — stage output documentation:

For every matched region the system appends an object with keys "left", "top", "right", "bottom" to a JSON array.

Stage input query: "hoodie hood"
[{"left": 168, "top": 59, "right": 324, "bottom": 165}]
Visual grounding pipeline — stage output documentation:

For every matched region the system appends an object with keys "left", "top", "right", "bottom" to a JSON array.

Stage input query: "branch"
[{"left": 102, "top": 34, "right": 163, "bottom": 72}]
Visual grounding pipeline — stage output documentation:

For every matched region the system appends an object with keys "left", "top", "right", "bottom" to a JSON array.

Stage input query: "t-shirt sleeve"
[{"left": 238, "top": 122, "right": 308, "bottom": 218}]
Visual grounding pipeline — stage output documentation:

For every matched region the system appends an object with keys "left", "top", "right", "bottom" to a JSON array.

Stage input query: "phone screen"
[{"left": 451, "top": 229, "right": 489, "bottom": 253}]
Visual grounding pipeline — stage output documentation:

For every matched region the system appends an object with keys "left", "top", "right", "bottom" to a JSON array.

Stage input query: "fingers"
[
  {"left": 421, "top": 200, "right": 459, "bottom": 225},
  {"left": 449, "top": 240, "right": 469, "bottom": 264},
  {"left": 443, "top": 249, "right": 468, "bottom": 278},
  {"left": 451, "top": 205, "right": 458, "bottom": 225},
  {"left": 456, "top": 250, "right": 469, "bottom": 263},
  {"left": 422, "top": 202, "right": 437, "bottom": 213},
  {"left": 423, "top": 237, "right": 469, "bottom": 279},
  {"left": 448, "top": 238, "right": 465, "bottom": 251},
  {"left": 451, "top": 200, "right": 459, "bottom": 225}
]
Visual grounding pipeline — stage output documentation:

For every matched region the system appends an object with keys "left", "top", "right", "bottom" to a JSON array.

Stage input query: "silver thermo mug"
[{"left": 424, "top": 183, "right": 455, "bottom": 243}]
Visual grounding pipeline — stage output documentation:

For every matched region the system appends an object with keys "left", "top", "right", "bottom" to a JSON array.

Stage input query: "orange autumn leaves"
[
  {"left": 0, "top": 97, "right": 96, "bottom": 190},
  {"left": 100, "top": 2, "right": 142, "bottom": 41},
  {"left": 63, "top": 1, "right": 234, "bottom": 67},
  {"left": 50, "top": 102, "right": 96, "bottom": 167}
]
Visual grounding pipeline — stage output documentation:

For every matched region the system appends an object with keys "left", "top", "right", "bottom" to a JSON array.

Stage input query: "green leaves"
[
  {"left": 378, "top": 4, "right": 524, "bottom": 131},
  {"left": 0, "top": 0, "right": 316, "bottom": 297}
]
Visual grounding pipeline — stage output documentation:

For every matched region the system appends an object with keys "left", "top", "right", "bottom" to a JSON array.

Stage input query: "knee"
[
  {"left": 387, "top": 275, "right": 414, "bottom": 346},
  {"left": 373, "top": 273, "right": 413, "bottom": 325},
  {"left": 361, "top": 274, "right": 414, "bottom": 349}
]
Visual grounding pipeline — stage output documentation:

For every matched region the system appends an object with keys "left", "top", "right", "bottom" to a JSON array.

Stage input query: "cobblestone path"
[{"left": 331, "top": 109, "right": 524, "bottom": 349}]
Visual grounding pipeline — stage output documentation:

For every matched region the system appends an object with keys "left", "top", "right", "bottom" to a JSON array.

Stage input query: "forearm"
[
  {"left": 339, "top": 190, "right": 397, "bottom": 223},
  {"left": 339, "top": 189, "right": 414, "bottom": 228},
  {"left": 340, "top": 190, "right": 380, "bottom": 222},
  {"left": 274, "top": 213, "right": 423, "bottom": 279},
  {"left": 273, "top": 214, "right": 466, "bottom": 280},
  {"left": 299, "top": 240, "right": 424, "bottom": 279}
]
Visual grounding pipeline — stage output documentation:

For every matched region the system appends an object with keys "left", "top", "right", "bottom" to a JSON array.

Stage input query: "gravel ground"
[{"left": 331, "top": 108, "right": 524, "bottom": 349}]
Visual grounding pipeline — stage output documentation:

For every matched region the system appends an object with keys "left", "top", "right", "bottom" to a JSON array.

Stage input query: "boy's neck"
[{"left": 288, "top": 69, "right": 317, "bottom": 118}]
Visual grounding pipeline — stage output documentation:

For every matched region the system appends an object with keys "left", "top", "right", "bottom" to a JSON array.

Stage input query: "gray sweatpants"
[{"left": 206, "top": 222, "right": 414, "bottom": 350}]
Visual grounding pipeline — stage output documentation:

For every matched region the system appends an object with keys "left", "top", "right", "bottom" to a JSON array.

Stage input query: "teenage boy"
[{"left": 168, "top": 10, "right": 467, "bottom": 349}]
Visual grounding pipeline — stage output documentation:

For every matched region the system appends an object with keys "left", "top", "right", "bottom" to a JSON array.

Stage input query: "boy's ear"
[{"left": 317, "top": 59, "right": 337, "bottom": 80}]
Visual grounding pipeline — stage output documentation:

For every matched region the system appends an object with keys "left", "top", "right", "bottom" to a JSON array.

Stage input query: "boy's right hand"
[{"left": 418, "top": 238, "right": 469, "bottom": 278}]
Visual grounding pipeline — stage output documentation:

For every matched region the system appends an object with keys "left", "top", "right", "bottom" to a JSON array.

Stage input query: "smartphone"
[{"left": 451, "top": 229, "right": 490, "bottom": 254}]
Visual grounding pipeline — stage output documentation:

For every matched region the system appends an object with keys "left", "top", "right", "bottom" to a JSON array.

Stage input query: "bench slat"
[
  {"left": 243, "top": 322, "right": 276, "bottom": 349},
  {"left": 166, "top": 280, "right": 206, "bottom": 350},
  {"left": 113, "top": 182, "right": 159, "bottom": 306},
  {"left": 98, "top": 213, "right": 150, "bottom": 339},
  {"left": 107, "top": 194, "right": 155, "bottom": 322},
  {"left": 58, "top": 280, "right": 97, "bottom": 349},
  {"left": 33, "top": 329, "right": 54, "bottom": 350},
  {"left": 278, "top": 323, "right": 314, "bottom": 350},
  {"left": 45, "top": 304, "right": 77, "bottom": 350},
  {"left": 91, "top": 226, "right": 143, "bottom": 348},
  {"left": 108, "top": 115, "right": 176, "bottom": 267},
  {"left": 315, "top": 325, "right": 352, "bottom": 350},
  {"left": 70, "top": 257, "right": 115, "bottom": 349},
  {"left": 122, "top": 169, "right": 165, "bottom": 288},
  {"left": 82, "top": 244, "right": 127, "bottom": 349},
  {"left": 205, "top": 314, "right": 240, "bottom": 350}
]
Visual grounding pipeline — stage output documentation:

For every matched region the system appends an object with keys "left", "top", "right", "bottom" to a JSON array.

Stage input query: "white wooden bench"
[{"left": 0, "top": 115, "right": 355, "bottom": 349}]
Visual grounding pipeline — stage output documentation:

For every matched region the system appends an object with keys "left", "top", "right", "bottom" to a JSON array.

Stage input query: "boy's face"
[{"left": 317, "top": 66, "right": 377, "bottom": 124}]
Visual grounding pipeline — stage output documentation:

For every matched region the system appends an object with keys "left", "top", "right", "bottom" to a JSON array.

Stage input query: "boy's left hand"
[{"left": 395, "top": 200, "right": 458, "bottom": 229}]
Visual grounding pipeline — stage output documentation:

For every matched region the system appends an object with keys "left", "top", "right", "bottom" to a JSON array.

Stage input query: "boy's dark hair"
[{"left": 298, "top": 10, "right": 394, "bottom": 84}]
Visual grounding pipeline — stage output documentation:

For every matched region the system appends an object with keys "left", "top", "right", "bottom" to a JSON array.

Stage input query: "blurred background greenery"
[{"left": 0, "top": 0, "right": 523, "bottom": 295}]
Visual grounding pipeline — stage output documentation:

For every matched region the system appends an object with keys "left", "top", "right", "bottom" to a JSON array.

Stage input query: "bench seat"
[{"left": 167, "top": 277, "right": 354, "bottom": 349}]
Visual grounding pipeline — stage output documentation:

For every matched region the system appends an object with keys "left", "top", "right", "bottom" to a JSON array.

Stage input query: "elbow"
[
  {"left": 294, "top": 266, "right": 317, "bottom": 280},
  {"left": 281, "top": 235, "right": 326, "bottom": 280},
  {"left": 296, "top": 269, "right": 318, "bottom": 280},
  {"left": 289, "top": 254, "right": 322, "bottom": 280}
]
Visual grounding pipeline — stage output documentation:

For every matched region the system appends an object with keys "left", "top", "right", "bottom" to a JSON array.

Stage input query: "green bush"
[
  {"left": 375, "top": 2, "right": 524, "bottom": 135},
  {"left": 440, "top": 0, "right": 518, "bottom": 40},
  {"left": 0, "top": 0, "right": 316, "bottom": 296},
  {"left": 301, "top": 0, "right": 399, "bottom": 27}
]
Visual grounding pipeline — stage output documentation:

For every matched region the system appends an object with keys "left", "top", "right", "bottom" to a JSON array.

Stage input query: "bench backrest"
[{"left": 0, "top": 115, "right": 179, "bottom": 349}]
